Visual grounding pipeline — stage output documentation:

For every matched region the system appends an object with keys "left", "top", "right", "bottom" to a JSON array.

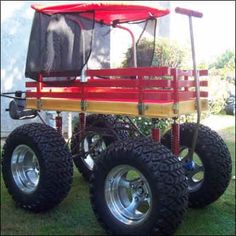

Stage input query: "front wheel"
[
  {"left": 161, "top": 123, "right": 232, "bottom": 208},
  {"left": 2, "top": 123, "right": 73, "bottom": 212},
  {"left": 90, "top": 137, "right": 188, "bottom": 235}
]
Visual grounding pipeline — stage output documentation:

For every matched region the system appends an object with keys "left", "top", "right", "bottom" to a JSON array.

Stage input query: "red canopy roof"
[{"left": 32, "top": 2, "right": 170, "bottom": 25}]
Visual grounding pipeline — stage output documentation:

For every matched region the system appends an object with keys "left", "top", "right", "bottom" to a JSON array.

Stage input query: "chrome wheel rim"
[
  {"left": 105, "top": 165, "right": 152, "bottom": 225},
  {"left": 83, "top": 134, "right": 106, "bottom": 170},
  {"left": 179, "top": 147, "right": 205, "bottom": 192},
  {"left": 11, "top": 145, "right": 40, "bottom": 193}
]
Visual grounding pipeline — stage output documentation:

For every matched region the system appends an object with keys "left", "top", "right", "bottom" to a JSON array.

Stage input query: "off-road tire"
[
  {"left": 225, "top": 104, "right": 235, "bottom": 115},
  {"left": 2, "top": 123, "right": 73, "bottom": 212},
  {"left": 161, "top": 123, "right": 232, "bottom": 208},
  {"left": 71, "top": 114, "right": 129, "bottom": 181},
  {"left": 90, "top": 137, "right": 188, "bottom": 235}
]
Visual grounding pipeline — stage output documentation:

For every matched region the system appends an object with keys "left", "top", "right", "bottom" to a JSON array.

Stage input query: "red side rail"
[
  {"left": 25, "top": 67, "right": 208, "bottom": 104},
  {"left": 86, "top": 66, "right": 171, "bottom": 77}
]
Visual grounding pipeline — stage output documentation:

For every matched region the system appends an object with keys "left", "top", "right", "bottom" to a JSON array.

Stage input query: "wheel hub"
[
  {"left": 82, "top": 133, "right": 106, "bottom": 170},
  {"left": 183, "top": 160, "right": 195, "bottom": 170},
  {"left": 11, "top": 145, "right": 40, "bottom": 194},
  {"left": 105, "top": 165, "right": 152, "bottom": 226},
  {"left": 179, "top": 147, "right": 205, "bottom": 192}
]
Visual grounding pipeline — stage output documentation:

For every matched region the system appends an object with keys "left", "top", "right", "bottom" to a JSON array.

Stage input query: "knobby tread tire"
[
  {"left": 161, "top": 122, "right": 232, "bottom": 208},
  {"left": 2, "top": 123, "right": 73, "bottom": 212},
  {"left": 90, "top": 137, "right": 188, "bottom": 235},
  {"left": 71, "top": 114, "right": 129, "bottom": 180},
  {"left": 225, "top": 104, "right": 235, "bottom": 115}
]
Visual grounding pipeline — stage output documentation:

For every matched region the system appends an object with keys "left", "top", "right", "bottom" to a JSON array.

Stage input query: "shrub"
[
  {"left": 122, "top": 38, "right": 188, "bottom": 68},
  {"left": 152, "top": 38, "right": 188, "bottom": 68},
  {"left": 207, "top": 75, "right": 232, "bottom": 114}
]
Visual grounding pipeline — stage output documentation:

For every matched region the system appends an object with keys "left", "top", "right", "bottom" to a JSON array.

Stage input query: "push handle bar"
[{"left": 175, "top": 7, "right": 203, "bottom": 18}]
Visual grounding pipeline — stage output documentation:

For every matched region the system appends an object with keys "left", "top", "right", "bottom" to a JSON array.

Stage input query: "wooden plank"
[
  {"left": 26, "top": 98, "right": 81, "bottom": 112},
  {"left": 26, "top": 98, "right": 208, "bottom": 118},
  {"left": 178, "top": 99, "right": 208, "bottom": 114}
]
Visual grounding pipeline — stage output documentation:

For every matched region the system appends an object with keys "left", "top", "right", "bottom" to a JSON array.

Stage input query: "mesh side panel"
[
  {"left": 88, "top": 23, "right": 111, "bottom": 69},
  {"left": 123, "top": 19, "right": 157, "bottom": 68},
  {"left": 25, "top": 12, "right": 94, "bottom": 80},
  {"left": 136, "top": 19, "right": 157, "bottom": 67}
]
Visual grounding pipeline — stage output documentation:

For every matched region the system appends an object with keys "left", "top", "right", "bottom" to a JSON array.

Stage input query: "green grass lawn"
[{"left": 1, "top": 122, "right": 235, "bottom": 235}]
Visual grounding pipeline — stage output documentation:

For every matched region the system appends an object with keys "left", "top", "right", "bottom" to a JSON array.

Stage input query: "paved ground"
[
  {"left": 1, "top": 139, "right": 5, "bottom": 147},
  {"left": 201, "top": 114, "right": 235, "bottom": 131}
]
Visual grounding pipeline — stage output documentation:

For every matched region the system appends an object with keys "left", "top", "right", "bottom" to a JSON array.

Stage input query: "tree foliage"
[
  {"left": 209, "top": 50, "right": 235, "bottom": 82},
  {"left": 210, "top": 49, "right": 235, "bottom": 70},
  {"left": 207, "top": 50, "right": 235, "bottom": 114}
]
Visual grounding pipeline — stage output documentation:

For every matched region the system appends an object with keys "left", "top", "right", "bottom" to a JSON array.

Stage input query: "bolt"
[
  {"left": 145, "top": 193, "right": 149, "bottom": 198},
  {"left": 110, "top": 178, "right": 114, "bottom": 185},
  {"left": 138, "top": 187, "right": 144, "bottom": 195},
  {"left": 135, "top": 196, "right": 139, "bottom": 201}
]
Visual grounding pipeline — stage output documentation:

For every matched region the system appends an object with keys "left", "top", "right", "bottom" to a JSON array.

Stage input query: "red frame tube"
[
  {"left": 172, "top": 69, "right": 179, "bottom": 105},
  {"left": 116, "top": 25, "right": 137, "bottom": 67},
  {"left": 37, "top": 73, "right": 43, "bottom": 97}
]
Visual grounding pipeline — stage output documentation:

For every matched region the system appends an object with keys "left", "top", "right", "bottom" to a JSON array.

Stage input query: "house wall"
[{"left": 1, "top": 2, "right": 42, "bottom": 138}]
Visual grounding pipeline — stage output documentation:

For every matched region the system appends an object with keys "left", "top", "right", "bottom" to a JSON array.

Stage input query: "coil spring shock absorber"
[
  {"left": 151, "top": 118, "right": 161, "bottom": 142},
  {"left": 79, "top": 113, "right": 86, "bottom": 140},
  {"left": 171, "top": 118, "right": 180, "bottom": 156}
]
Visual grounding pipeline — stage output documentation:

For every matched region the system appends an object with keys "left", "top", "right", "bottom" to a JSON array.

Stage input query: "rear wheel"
[
  {"left": 161, "top": 123, "right": 232, "bottom": 208},
  {"left": 2, "top": 123, "right": 73, "bottom": 212},
  {"left": 71, "top": 114, "right": 129, "bottom": 180},
  {"left": 90, "top": 137, "right": 188, "bottom": 235}
]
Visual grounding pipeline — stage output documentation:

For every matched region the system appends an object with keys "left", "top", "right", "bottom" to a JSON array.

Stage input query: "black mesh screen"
[
  {"left": 136, "top": 19, "right": 157, "bottom": 67},
  {"left": 25, "top": 11, "right": 94, "bottom": 80},
  {"left": 88, "top": 22, "right": 111, "bottom": 69},
  {"left": 123, "top": 18, "right": 157, "bottom": 68}
]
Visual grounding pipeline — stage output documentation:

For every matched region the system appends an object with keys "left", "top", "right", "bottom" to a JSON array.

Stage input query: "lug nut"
[{"left": 110, "top": 178, "right": 114, "bottom": 185}]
